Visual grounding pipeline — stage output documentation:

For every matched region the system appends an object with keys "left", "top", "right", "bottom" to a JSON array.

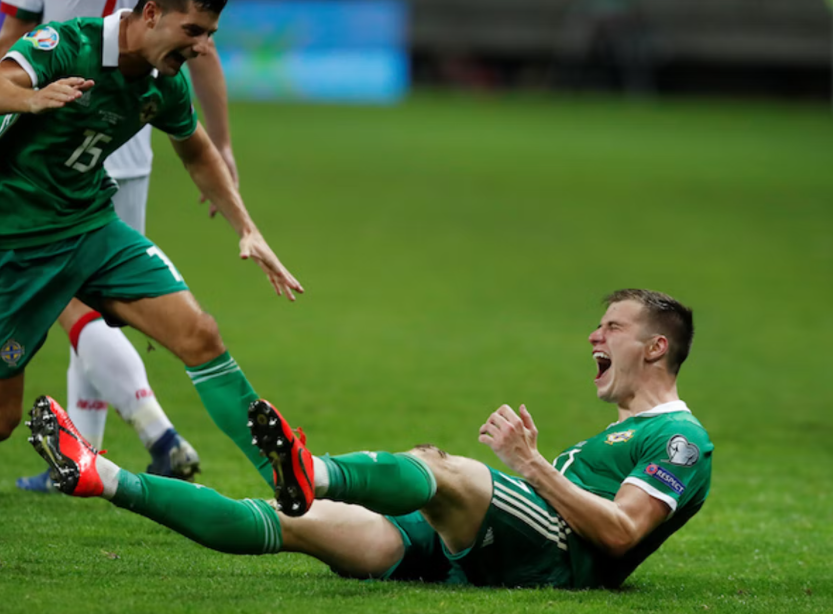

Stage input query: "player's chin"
[{"left": 161, "top": 53, "right": 186, "bottom": 75}]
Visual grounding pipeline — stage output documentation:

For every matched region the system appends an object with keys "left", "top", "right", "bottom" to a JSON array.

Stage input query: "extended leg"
[{"left": 26, "top": 396, "right": 403, "bottom": 577}]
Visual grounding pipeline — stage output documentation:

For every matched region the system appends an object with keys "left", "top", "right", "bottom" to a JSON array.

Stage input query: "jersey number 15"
[{"left": 65, "top": 130, "right": 112, "bottom": 173}]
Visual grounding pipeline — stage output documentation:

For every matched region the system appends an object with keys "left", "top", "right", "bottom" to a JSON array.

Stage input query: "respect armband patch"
[
  {"left": 644, "top": 463, "right": 685, "bottom": 495},
  {"left": 23, "top": 26, "right": 60, "bottom": 51}
]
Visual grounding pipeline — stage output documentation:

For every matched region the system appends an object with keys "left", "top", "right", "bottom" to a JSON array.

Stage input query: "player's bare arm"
[
  {"left": 188, "top": 39, "right": 237, "bottom": 214},
  {"left": 170, "top": 124, "right": 304, "bottom": 300},
  {"left": 0, "top": 11, "right": 35, "bottom": 57},
  {"left": 480, "top": 403, "right": 668, "bottom": 558},
  {"left": 0, "top": 60, "right": 93, "bottom": 114}
]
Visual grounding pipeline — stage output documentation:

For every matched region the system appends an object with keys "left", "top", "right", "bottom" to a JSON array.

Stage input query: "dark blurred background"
[{"left": 409, "top": 0, "right": 832, "bottom": 99}]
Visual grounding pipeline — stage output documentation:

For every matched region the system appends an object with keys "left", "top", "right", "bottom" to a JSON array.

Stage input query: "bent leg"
[
  {"left": 408, "top": 446, "right": 492, "bottom": 554},
  {"left": 316, "top": 445, "right": 491, "bottom": 554},
  {"left": 0, "top": 373, "right": 25, "bottom": 441},
  {"left": 101, "top": 292, "right": 271, "bottom": 486}
]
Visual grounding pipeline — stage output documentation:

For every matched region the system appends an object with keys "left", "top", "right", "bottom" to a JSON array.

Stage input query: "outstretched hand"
[
  {"left": 479, "top": 404, "right": 543, "bottom": 475},
  {"left": 27, "top": 77, "right": 94, "bottom": 114},
  {"left": 239, "top": 231, "right": 304, "bottom": 301}
]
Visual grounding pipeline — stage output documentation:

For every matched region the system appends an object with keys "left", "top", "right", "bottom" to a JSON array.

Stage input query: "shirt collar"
[
  {"left": 632, "top": 400, "right": 690, "bottom": 418},
  {"left": 102, "top": 9, "right": 159, "bottom": 78},
  {"left": 608, "top": 400, "right": 691, "bottom": 428}
]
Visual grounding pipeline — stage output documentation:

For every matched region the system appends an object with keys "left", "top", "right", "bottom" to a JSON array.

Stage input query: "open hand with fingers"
[
  {"left": 27, "top": 77, "right": 94, "bottom": 114},
  {"left": 239, "top": 231, "right": 304, "bottom": 301},
  {"left": 479, "top": 404, "right": 545, "bottom": 475}
]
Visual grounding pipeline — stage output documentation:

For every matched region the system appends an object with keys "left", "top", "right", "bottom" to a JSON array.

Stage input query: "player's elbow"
[{"left": 598, "top": 529, "right": 641, "bottom": 559}]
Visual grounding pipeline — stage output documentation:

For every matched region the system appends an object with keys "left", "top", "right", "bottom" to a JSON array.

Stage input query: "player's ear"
[
  {"left": 143, "top": 0, "right": 161, "bottom": 27},
  {"left": 644, "top": 335, "right": 668, "bottom": 364}
]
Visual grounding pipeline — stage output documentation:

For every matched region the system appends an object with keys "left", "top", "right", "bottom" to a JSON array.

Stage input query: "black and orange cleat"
[
  {"left": 247, "top": 399, "right": 314, "bottom": 517},
  {"left": 26, "top": 395, "right": 104, "bottom": 497}
]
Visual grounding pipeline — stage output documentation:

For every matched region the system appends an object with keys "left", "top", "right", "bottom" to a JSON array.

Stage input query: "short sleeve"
[
  {"left": 0, "top": 0, "right": 44, "bottom": 23},
  {"left": 151, "top": 70, "right": 198, "bottom": 140},
  {"left": 622, "top": 422, "right": 713, "bottom": 514},
  {"left": 3, "top": 21, "right": 77, "bottom": 88}
]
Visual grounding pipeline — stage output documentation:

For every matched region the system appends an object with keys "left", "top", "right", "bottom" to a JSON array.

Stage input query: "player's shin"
[
  {"left": 316, "top": 452, "right": 437, "bottom": 516},
  {"left": 185, "top": 351, "right": 272, "bottom": 486},
  {"left": 112, "top": 472, "right": 282, "bottom": 555}
]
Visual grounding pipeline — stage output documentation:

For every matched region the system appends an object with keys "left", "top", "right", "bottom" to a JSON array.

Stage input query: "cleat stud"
[
  {"left": 268, "top": 418, "right": 278, "bottom": 427},
  {"left": 246, "top": 420, "right": 253, "bottom": 428},
  {"left": 257, "top": 415, "right": 268, "bottom": 426}
]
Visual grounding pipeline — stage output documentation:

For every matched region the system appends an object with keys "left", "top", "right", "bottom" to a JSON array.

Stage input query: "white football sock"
[
  {"left": 67, "top": 347, "right": 108, "bottom": 450},
  {"left": 96, "top": 454, "right": 121, "bottom": 500},
  {"left": 312, "top": 456, "right": 330, "bottom": 497},
  {"left": 75, "top": 319, "right": 173, "bottom": 448}
]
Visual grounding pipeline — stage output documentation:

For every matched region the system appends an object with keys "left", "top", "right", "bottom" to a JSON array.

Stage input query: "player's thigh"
[
  {"left": 0, "top": 372, "right": 25, "bottom": 440},
  {"left": 112, "top": 176, "right": 149, "bottom": 235},
  {"left": 0, "top": 239, "right": 87, "bottom": 380},
  {"left": 278, "top": 499, "right": 406, "bottom": 579},
  {"left": 73, "top": 221, "right": 223, "bottom": 365},
  {"left": 100, "top": 292, "right": 224, "bottom": 367},
  {"left": 407, "top": 445, "right": 492, "bottom": 554}
]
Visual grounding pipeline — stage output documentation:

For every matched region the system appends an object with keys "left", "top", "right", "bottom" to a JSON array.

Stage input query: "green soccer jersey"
[
  {"left": 552, "top": 401, "right": 713, "bottom": 588},
  {"left": 0, "top": 13, "right": 197, "bottom": 249}
]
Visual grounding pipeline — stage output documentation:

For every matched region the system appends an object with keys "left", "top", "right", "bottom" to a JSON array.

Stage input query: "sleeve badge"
[{"left": 23, "top": 26, "right": 60, "bottom": 51}]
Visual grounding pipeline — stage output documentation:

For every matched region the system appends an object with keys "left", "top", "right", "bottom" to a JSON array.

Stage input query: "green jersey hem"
[{"left": 0, "top": 209, "right": 119, "bottom": 249}]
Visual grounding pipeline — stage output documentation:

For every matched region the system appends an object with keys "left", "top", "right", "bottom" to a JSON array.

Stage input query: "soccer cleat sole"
[
  {"left": 247, "top": 400, "right": 311, "bottom": 517},
  {"left": 26, "top": 396, "right": 80, "bottom": 495}
]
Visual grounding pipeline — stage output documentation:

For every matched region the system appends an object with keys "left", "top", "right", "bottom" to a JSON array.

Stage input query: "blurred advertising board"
[{"left": 214, "top": 0, "right": 409, "bottom": 104}]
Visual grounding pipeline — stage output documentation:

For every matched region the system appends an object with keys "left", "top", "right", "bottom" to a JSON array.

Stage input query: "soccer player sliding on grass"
[
  {"left": 0, "top": 0, "right": 302, "bottom": 487},
  {"left": 29, "top": 290, "right": 714, "bottom": 588}
]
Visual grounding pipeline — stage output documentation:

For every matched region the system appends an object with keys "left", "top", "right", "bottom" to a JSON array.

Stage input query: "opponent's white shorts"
[{"left": 113, "top": 176, "right": 151, "bottom": 236}]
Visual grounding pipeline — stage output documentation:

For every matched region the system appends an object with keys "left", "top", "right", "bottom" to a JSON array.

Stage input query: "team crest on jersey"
[
  {"left": 23, "top": 27, "right": 60, "bottom": 51},
  {"left": 1, "top": 340, "right": 24, "bottom": 367},
  {"left": 666, "top": 435, "right": 700, "bottom": 466},
  {"left": 139, "top": 99, "right": 160, "bottom": 123},
  {"left": 605, "top": 429, "right": 635, "bottom": 445}
]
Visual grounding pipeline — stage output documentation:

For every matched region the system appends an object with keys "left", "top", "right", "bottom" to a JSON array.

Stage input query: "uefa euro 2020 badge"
[
  {"left": 1, "top": 340, "right": 24, "bottom": 368},
  {"left": 23, "top": 27, "right": 60, "bottom": 51}
]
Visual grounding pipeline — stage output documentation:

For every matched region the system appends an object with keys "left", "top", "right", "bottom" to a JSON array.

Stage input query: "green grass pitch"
[{"left": 1, "top": 94, "right": 832, "bottom": 613}]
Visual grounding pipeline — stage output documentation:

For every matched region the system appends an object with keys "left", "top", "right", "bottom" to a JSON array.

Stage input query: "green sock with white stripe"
[
  {"left": 319, "top": 452, "right": 438, "bottom": 515},
  {"left": 111, "top": 470, "right": 282, "bottom": 554},
  {"left": 185, "top": 351, "right": 272, "bottom": 486}
]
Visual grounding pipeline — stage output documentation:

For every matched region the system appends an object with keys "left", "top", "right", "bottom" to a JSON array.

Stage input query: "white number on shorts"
[
  {"left": 65, "top": 130, "right": 112, "bottom": 173},
  {"left": 146, "top": 246, "right": 183, "bottom": 282}
]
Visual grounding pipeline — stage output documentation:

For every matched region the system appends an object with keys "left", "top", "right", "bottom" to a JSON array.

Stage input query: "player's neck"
[
  {"left": 615, "top": 379, "right": 680, "bottom": 422},
  {"left": 118, "top": 14, "right": 154, "bottom": 79}
]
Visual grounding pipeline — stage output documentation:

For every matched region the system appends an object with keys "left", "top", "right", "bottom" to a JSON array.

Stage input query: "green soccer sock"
[
  {"left": 319, "top": 452, "right": 437, "bottom": 516},
  {"left": 185, "top": 352, "right": 272, "bottom": 487},
  {"left": 111, "top": 470, "right": 282, "bottom": 554}
]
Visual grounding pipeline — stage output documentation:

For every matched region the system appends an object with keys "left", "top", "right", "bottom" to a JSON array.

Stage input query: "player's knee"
[
  {"left": 179, "top": 313, "right": 225, "bottom": 365},
  {"left": 408, "top": 444, "right": 452, "bottom": 477},
  {"left": 0, "top": 412, "right": 21, "bottom": 441}
]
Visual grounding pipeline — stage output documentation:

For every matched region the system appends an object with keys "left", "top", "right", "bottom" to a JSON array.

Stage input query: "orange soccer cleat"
[
  {"left": 26, "top": 395, "right": 104, "bottom": 497},
  {"left": 247, "top": 399, "right": 314, "bottom": 517}
]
